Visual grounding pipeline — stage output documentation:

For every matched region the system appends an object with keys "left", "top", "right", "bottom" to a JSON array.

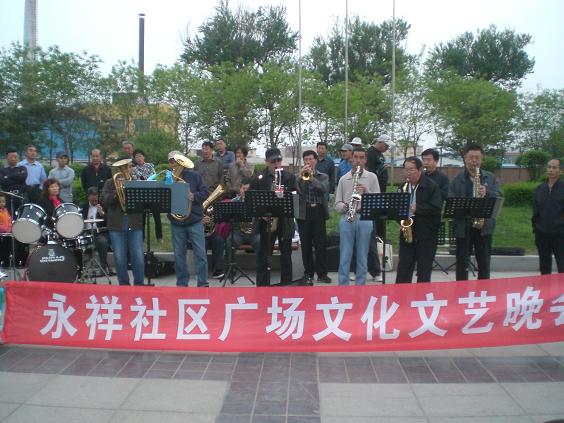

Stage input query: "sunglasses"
[{"left": 268, "top": 158, "right": 282, "bottom": 163}]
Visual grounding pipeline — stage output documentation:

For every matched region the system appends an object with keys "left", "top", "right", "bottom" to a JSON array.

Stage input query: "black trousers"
[
  {"left": 297, "top": 205, "right": 328, "bottom": 278},
  {"left": 455, "top": 230, "right": 492, "bottom": 280},
  {"left": 257, "top": 220, "right": 292, "bottom": 286},
  {"left": 396, "top": 236, "right": 437, "bottom": 283},
  {"left": 535, "top": 233, "right": 564, "bottom": 275},
  {"left": 366, "top": 220, "right": 383, "bottom": 277}
]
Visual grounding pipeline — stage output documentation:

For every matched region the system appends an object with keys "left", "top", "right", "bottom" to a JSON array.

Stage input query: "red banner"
[{"left": 2, "top": 274, "right": 564, "bottom": 352}]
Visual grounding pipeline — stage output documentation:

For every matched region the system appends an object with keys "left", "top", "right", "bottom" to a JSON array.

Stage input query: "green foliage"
[
  {"left": 134, "top": 129, "right": 182, "bottom": 164},
  {"left": 480, "top": 156, "right": 501, "bottom": 173},
  {"left": 253, "top": 163, "right": 267, "bottom": 175},
  {"left": 502, "top": 182, "right": 537, "bottom": 207},
  {"left": 515, "top": 150, "right": 550, "bottom": 181},
  {"left": 68, "top": 163, "right": 85, "bottom": 176},
  {"left": 72, "top": 178, "right": 86, "bottom": 205},
  {"left": 426, "top": 25, "right": 534, "bottom": 89}
]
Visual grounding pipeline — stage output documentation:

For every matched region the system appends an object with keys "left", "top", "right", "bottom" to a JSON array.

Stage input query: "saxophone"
[
  {"left": 472, "top": 166, "right": 485, "bottom": 229},
  {"left": 400, "top": 180, "right": 414, "bottom": 243},
  {"left": 270, "top": 168, "right": 283, "bottom": 232},
  {"left": 203, "top": 183, "right": 227, "bottom": 237},
  {"left": 111, "top": 158, "right": 133, "bottom": 211},
  {"left": 346, "top": 166, "right": 361, "bottom": 223}
]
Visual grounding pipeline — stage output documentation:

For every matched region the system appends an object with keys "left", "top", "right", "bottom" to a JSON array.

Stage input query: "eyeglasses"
[{"left": 268, "top": 158, "right": 282, "bottom": 163}]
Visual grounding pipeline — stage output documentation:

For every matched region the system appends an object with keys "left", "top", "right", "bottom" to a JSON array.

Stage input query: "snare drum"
[
  {"left": 26, "top": 244, "right": 78, "bottom": 282},
  {"left": 12, "top": 203, "right": 47, "bottom": 244},
  {"left": 62, "top": 234, "right": 93, "bottom": 251},
  {"left": 54, "top": 203, "right": 83, "bottom": 239}
]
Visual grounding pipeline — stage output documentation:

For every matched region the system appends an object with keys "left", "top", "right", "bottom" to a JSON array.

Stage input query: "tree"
[
  {"left": 517, "top": 89, "right": 564, "bottom": 158},
  {"left": 516, "top": 150, "right": 551, "bottom": 181},
  {"left": 308, "top": 17, "right": 412, "bottom": 86},
  {"left": 426, "top": 25, "right": 534, "bottom": 89},
  {"left": 426, "top": 71, "right": 518, "bottom": 155},
  {"left": 181, "top": 0, "right": 298, "bottom": 69}
]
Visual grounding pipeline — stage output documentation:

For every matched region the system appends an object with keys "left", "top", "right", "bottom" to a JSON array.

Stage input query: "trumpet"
[
  {"left": 301, "top": 167, "right": 312, "bottom": 181},
  {"left": 112, "top": 158, "right": 132, "bottom": 211}
]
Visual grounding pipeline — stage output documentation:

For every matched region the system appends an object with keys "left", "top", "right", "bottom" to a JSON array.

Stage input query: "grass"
[{"left": 146, "top": 206, "right": 536, "bottom": 254}]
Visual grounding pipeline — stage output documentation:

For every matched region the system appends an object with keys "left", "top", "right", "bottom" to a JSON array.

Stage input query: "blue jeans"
[
  {"left": 338, "top": 216, "right": 372, "bottom": 285},
  {"left": 108, "top": 217, "right": 145, "bottom": 286},
  {"left": 171, "top": 222, "right": 208, "bottom": 287}
]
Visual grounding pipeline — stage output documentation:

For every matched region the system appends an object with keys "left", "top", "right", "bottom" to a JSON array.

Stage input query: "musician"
[
  {"left": 335, "top": 147, "right": 380, "bottom": 285},
  {"left": 214, "top": 138, "right": 235, "bottom": 170},
  {"left": 337, "top": 143, "right": 353, "bottom": 182},
  {"left": 225, "top": 181, "right": 260, "bottom": 257},
  {"left": 448, "top": 144, "right": 502, "bottom": 280},
  {"left": 168, "top": 150, "right": 182, "bottom": 170},
  {"left": 195, "top": 141, "right": 224, "bottom": 194},
  {"left": 0, "top": 148, "right": 28, "bottom": 265},
  {"left": 48, "top": 151, "right": 75, "bottom": 203},
  {"left": 0, "top": 194, "right": 12, "bottom": 267},
  {"left": 250, "top": 148, "right": 297, "bottom": 286},
  {"left": 168, "top": 158, "right": 210, "bottom": 287},
  {"left": 315, "top": 141, "right": 335, "bottom": 194},
  {"left": 532, "top": 158, "right": 564, "bottom": 274},
  {"left": 18, "top": 144, "right": 47, "bottom": 203},
  {"left": 395, "top": 157, "right": 443, "bottom": 283},
  {"left": 37, "top": 179, "right": 63, "bottom": 227},
  {"left": 421, "top": 148, "right": 449, "bottom": 202},
  {"left": 296, "top": 150, "right": 331, "bottom": 285},
  {"left": 101, "top": 158, "right": 145, "bottom": 286},
  {"left": 81, "top": 148, "right": 112, "bottom": 193},
  {"left": 226, "top": 145, "right": 254, "bottom": 197},
  {"left": 81, "top": 187, "right": 112, "bottom": 275}
]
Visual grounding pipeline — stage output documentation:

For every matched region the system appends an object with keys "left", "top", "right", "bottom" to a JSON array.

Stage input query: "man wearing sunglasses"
[{"left": 249, "top": 148, "right": 297, "bottom": 286}]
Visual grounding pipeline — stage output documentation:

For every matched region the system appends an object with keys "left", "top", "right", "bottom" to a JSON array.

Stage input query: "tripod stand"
[{"left": 78, "top": 222, "right": 111, "bottom": 284}]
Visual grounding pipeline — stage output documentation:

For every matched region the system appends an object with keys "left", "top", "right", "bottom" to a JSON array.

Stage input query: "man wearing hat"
[
  {"left": 250, "top": 147, "right": 297, "bottom": 286},
  {"left": 337, "top": 144, "right": 353, "bottom": 182},
  {"left": 48, "top": 151, "right": 75, "bottom": 203}
]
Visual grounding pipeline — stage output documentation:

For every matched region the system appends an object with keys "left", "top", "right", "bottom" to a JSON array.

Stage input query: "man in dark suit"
[
  {"left": 249, "top": 148, "right": 297, "bottom": 286},
  {"left": 395, "top": 157, "right": 443, "bottom": 283},
  {"left": 421, "top": 148, "right": 449, "bottom": 203},
  {"left": 296, "top": 150, "right": 331, "bottom": 285},
  {"left": 81, "top": 187, "right": 112, "bottom": 275}
]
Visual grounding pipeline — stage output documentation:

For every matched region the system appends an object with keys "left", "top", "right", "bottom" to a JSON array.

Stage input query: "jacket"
[
  {"left": 532, "top": 179, "right": 564, "bottom": 236},
  {"left": 167, "top": 170, "right": 209, "bottom": 227},
  {"left": 366, "top": 146, "right": 388, "bottom": 189},
  {"left": 48, "top": 166, "right": 75, "bottom": 203},
  {"left": 100, "top": 178, "right": 143, "bottom": 231},
  {"left": 448, "top": 169, "right": 502, "bottom": 237},
  {"left": 296, "top": 170, "right": 329, "bottom": 220},
  {"left": 80, "top": 163, "right": 112, "bottom": 193},
  {"left": 398, "top": 175, "right": 442, "bottom": 241}
]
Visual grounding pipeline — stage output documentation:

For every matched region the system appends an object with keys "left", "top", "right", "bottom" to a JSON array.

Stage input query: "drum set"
[{"left": 2, "top": 195, "right": 110, "bottom": 284}]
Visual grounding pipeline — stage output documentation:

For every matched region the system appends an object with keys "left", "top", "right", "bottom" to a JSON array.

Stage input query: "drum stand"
[{"left": 78, "top": 227, "right": 111, "bottom": 284}]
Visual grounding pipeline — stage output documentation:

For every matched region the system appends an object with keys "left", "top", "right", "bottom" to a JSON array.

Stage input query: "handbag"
[{"left": 376, "top": 237, "right": 393, "bottom": 271}]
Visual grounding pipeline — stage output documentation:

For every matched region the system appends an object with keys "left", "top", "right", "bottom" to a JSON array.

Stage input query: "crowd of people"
[{"left": 0, "top": 137, "right": 562, "bottom": 286}]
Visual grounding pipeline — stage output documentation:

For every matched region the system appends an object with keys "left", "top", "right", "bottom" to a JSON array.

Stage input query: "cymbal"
[
  {"left": 84, "top": 218, "right": 104, "bottom": 223},
  {"left": 0, "top": 190, "right": 24, "bottom": 199}
]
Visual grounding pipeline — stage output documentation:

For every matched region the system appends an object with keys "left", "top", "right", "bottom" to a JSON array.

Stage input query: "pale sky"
[{"left": 1, "top": 0, "right": 563, "bottom": 93}]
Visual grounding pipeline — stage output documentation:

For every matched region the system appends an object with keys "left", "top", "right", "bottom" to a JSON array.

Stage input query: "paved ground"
[{"left": 1, "top": 269, "right": 564, "bottom": 423}]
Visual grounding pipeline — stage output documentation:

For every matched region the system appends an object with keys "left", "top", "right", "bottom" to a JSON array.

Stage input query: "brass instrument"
[
  {"left": 472, "top": 166, "right": 485, "bottom": 229},
  {"left": 346, "top": 166, "right": 361, "bottom": 223},
  {"left": 400, "top": 180, "right": 414, "bottom": 243},
  {"left": 203, "top": 183, "right": 227, "bottom": 236},
  {"left": 301, "top": 168, "right": 311, "bottom": 181},
  {"left": 170, "top": 153, "right": 195, "bottom": 222},
  {"left": 112, "top": 158, "right": 132, "bottom": 211}
]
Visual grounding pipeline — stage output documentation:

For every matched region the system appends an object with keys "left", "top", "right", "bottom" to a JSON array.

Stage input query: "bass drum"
[
  {"left": 12, "top": 203, "right": 47, "bottom": 244},
  {"left": 27, "top": 245, "right": 78, "bottom": 283},
  {"left": 54, "top": 203, "right": 83, "bottom": 239}
]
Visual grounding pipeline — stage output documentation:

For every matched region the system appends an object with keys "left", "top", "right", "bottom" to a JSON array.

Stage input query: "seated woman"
[{"left": 37, "top": 178, "right": 63, "bottom": 231}]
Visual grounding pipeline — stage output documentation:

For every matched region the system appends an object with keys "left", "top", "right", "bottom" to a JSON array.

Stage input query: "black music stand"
[
  {"left": 432, "top": 221, "right": 449, "bottom": 275},
  {"left": 443, "top": 196, "right": 500, "bottom": 280},
  {"left": 245, "top": 190, "right": 297, "bottom": 286},
  {"left": 213, "top": 201, "right": 255, "bottom": 287},
  {"left": 360, "top": 192, "right": 410, "bottom": 284},
  {"left": 124, "top": 181, "right": 189, "bottom": 285}
]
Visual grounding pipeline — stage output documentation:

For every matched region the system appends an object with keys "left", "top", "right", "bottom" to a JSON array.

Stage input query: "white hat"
[
  {"left": 374, "top": 134, "right": 394, "bottom": 148},
  {"left": 350, "top": 137, "right": 362, "bottom": 146}
]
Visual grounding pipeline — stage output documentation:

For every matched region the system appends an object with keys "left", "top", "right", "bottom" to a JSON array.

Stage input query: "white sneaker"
[
  {"left": 373, "top": 275, "right": 383, "bottom": 283},
  {"left": 349, "top": 273, "right": 356, "bottom": 281}
]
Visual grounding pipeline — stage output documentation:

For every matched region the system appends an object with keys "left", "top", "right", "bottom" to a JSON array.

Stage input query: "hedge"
[{"left": 501, "top": 182, "right": 537, "bottom": 207}]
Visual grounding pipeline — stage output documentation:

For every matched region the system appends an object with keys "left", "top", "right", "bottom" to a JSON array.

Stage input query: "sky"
[{"left": 1, "top": 0, "right": 563, "bottom": 93}]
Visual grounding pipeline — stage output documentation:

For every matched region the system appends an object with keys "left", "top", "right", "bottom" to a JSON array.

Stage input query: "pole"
[
  {"left": 390, "top": 0, "right": 396, "bottom": 186},
  {"left": 138, "top": 13, "right": 146, "bottom": 98},
  {"left": 297, "top": 0, "right": 303, "bottom": 170},
  {"left": 344, "top": 0, "right": 349, "bottom": 144}
]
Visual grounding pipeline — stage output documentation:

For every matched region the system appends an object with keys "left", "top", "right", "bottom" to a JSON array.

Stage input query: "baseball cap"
[
  {"left": 374, "top": 134, "right": 394, "bottom": 147},
  {"left": 350, "top": 137, "right": 362, "bottom": 146},
  {"left": 340, "top": 144, "right": 353, "bottom": 151},
  {"left": 56, "top": 151, "right": 69, "bottom": 159}
]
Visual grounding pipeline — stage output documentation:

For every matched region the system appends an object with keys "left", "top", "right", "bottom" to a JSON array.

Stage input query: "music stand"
[
  {"left": 443, "top": 196, "right": 500, "bottom": 279},
  {"left": 124, "top": 181, "right": 190, "bottom": 285},
  {"left": 432, "top": 221, "right": 449, "bottom": 275},
  {"left": 360, "top": 192, "right": 410, "bottom": 284},
  {"left": 213, "top": 201, "right": 255, "bottom": 287},
  {"left": 245, "top": 190, "right": 297, "bottom": 286}
]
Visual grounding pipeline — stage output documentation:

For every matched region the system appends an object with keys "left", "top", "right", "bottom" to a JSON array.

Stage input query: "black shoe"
[
  {"left": 300, "top": 275, "right": 314, "bottom": 286},
  {"left": 317, "top": 275, "right": 333, "bottom": 284},
  {"left": 212, "top": 270, "right": 225, "bottom": 279},
  {"left": 105, "top": 268, "right": 116, "bottom": 276}
]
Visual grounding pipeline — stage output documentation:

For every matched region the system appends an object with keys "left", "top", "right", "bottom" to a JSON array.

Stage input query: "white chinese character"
[
  {"left": 177, "top": 299, "right": 210, "bottom": 340},
  {"left": 130, "top": 297, "right": 167, "bottom": 341},
  {"left": 409, "top": 293, "right": 448, "bottom": 338},
  {"left": 85, "top": 295, "right": 123, "bottom": 340},
  {"left": 266, "top": 296, "right": 305, "bottom": 340},
  {"left": 360, "top": 296, "right": 400, "bottom": 341},
  {"left": 458, "top": 291, "right": 496, "bottom": 334},
  {"left": 40, "top": 293, "right": 77, "bottom": 338},
  {"left": 312, "top": 296, "right": 352, "bottom": 341},
  {"left": 550, "top": 294, "right": 564, "bottom": 326},
  {"left": 218, "top": 296, "right": 258, "bottom": 341},
  {"left": 504, "top": 286, "right": 544, "bottom": 331}
]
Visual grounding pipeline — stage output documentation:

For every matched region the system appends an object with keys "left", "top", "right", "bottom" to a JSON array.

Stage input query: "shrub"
[
  {"left": 72, "top": 178, "right": 86, "bottom": 205},
  {"left": 502, "top": 182, "right": 537, "bottom": 207},
  {"left": 481, "top": 156, "right": 501, "bottom": 173},
  {"left": 515, "top": 150, "right": 550, "bottom": 181}
]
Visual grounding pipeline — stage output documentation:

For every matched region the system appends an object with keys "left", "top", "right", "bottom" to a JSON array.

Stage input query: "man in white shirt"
[{"left": 80, "top": 187, "right": 112, "bottom": 275}]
